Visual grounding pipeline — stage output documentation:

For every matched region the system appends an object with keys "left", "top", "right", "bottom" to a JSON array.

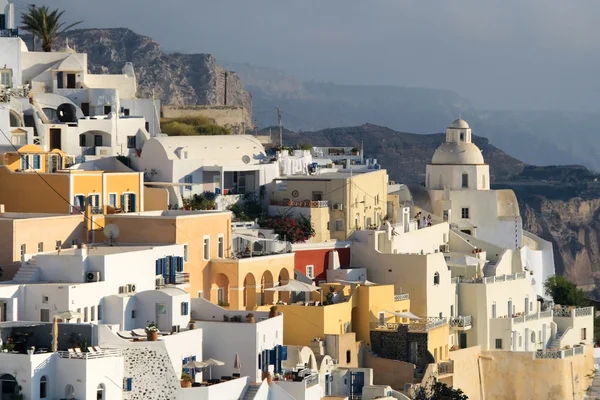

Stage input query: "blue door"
[
  {"left": 350, "top": 371, "right": 364, "bottom": 399},
  {"left": 325, "top": 374, "right": 331, "bottom": 396}
]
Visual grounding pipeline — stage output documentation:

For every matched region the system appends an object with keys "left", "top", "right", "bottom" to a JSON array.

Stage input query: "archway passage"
[
  {"left": 278, "top": 269, "right": 290, "bottom": 303},
  {"left": 243, "top": 272, "right": 257, "bottom": 310},
  {"left": 261, "top": 270, "right": 274, "bottom": 306},
  {"left": 0, "top": 374, "right": 17, "bottom": 400},
  {"left": 211, "top": 273, "right": 230, "bottom": 307}
]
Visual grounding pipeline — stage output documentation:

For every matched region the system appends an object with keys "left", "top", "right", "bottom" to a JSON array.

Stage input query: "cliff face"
[{"left": 43, "top": 28, "right": 252, "bottom": 111}]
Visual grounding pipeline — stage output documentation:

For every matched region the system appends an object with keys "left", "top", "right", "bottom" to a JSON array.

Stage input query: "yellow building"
[
  {"left": 269, "top": 169, "right": 389, "bottom": 241},
  {"left": 0, "top": 206, "right": 85, "bottom": 280},
  {"left": 0, "top": 144, "right": 151, "bottom": 214}
]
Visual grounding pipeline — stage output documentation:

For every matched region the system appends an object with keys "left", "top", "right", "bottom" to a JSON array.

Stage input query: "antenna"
[{"left": 103, "top": 224, "right": 120, "bottom": 246}]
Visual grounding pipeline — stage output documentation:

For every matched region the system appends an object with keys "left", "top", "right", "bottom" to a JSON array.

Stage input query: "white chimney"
[{"left": 328, "top": 250, "right": 340, "bottom": 270}]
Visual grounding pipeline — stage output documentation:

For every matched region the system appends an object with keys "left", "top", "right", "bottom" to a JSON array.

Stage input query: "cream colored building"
[{"left": 270, "top": 169, "right": 389, "bottom": 241}]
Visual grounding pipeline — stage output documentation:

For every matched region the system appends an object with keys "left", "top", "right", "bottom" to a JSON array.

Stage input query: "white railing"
[
  {"left": 494, "top": 310, "right": 553, "bottom": 325},
  {"left": 438, "top": 361, "right": 454, "bottom": 375},
  {"left": 57, "top": 348, "right": 122, "bottom": 359},
  {"left": 449, "top": 315, "right": 472, "bottom": 328},
  {"left": 394, "top": 293, "right": 409, "bottom": 301},
  {"left": 534, "top": 345, "right": 585, "bottom": 359},
  {"left": 409, "top": 317, "right": 447, "bottom": 332},
  {"left": 554, "top": 306, "right": 594, "bottom": 318},
  {"left": 451, "top": 277, "right": 459, "bottom": 284}
]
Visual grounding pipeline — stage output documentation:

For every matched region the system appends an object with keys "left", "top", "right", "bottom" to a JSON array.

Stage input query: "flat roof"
[
  {"left": 276, "top": 170, "right": 381, "bottom": 181},
  {"left": 106, "top": 210, "right": 230, "bottom": 219},
  {"left": 56, "top": 244, "right": 171, "bottom": 256},
  {"left": 0, "top": 212, "right": 82, "bottom": 220}
]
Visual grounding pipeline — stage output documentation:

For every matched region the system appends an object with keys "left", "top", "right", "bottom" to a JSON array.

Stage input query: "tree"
[
  {"left": 544, "top": 275, "right": 589, "bottom": 306},
  {"left": 413, "top": 380, "right": 469, "bottom": 400},
  {"left": 20, "top": 5, "right": 82, "bottom": 52}
]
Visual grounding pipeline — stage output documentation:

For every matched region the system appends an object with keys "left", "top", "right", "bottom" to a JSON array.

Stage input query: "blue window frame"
[
  {"left": 181, "top": 301, "right": 189, "bottom": 316},
  {"left": 108, "top": 193, "right": 117, "bottom": 208},
  {"left": 32, "top": 154, "right": 41, "bottom": 169},
  {"left": 20, "top": 155, "right": 28, "bottom": 170}
]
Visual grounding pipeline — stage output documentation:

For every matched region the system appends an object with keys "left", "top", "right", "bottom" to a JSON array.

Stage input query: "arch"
[
  {"left": 243, "top": 272, "right": 256, "bottom": 309},
  {"left": 261, "top": 270, "right": 274, "bottom": 305},
  {"left": 278, "top": 269, "right": 290, "bottom": 303},
  {"left": 211, "top": 273, "right": 230, "bottom": 306},
  {"left": 79, "top": 130, "right": 112, "bottom": 149},
  {"left": 40, "top": 375, "right": 48, "bottom": 398},
  {"left": 531, "top": 331, "right": 536, "bottom": 344},
  {"left": 97, "top": 383, "right": 105, "bottom": 400},
  {"left": 433, "top": 272, "right": 440, "bottom": 285},
  {"left": 9, "top": 110, "right": 23, "bottom": 127},
  {"left": 0, "top": 374, "right": 17, "bottom": 399},
  {"left": 65, "top": 384, "right": 75, "bottom": 399}
]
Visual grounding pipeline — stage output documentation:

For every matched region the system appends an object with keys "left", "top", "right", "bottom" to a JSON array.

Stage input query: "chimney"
[
  {"left": 0, "top": 204, "right": 5, "bottom": 214},
  {"left": 328, "top": 250, "right": 340, "bottom": 270}
]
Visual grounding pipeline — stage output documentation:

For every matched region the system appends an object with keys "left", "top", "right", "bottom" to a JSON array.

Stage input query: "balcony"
[
  {"left": 57, "top": 348, "right": 122, "bottom": 359},
  {"left": 370, "top": 317, "right": 448, "bottom": 333},
  {"left": 394, "top": 293, "right": 409, "bottom": 302},
  {"left": 553, "top": 306, "right": 593, "bottom": 318},
  {"left": 454, "top": 272, "right": 527, "bottom": 284},
  {"left": 304, "top": 373, "right": 319, "bottom": 388},
  {"left": 437, "top": 360, "right": 454, "bottom": 377},
  {"left": 270, "top": 199, "right": 329, "bottom": 208},
  {"left": 449, "top": 315, "right": 472, "bottom": 330},
  {"left": 0, "top": 28, "right": 19, "bottom": 37},
  {"left": 156, "top": 273, "right": 190, "bottom": 287},
  {"left": 534, "top": 345, "right": 584, "bottom": 359}
]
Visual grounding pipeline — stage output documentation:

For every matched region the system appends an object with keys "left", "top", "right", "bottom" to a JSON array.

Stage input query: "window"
[
  {"left": 492, "top": 303, "right": 497, "bottom": 318},
  {"left": 38, "top": 242, "right": 43, "bottom": 252},
  {"left": 20, "top": 244, "right": 26, "bottom": 259},
  {"left": 79, "top": 134, "right": 86, "bottom": 147},
  {"left": 482, "top": 175, "right": 486, "bottom": 189},
  {"left": 519, "top": 335, "right": 522, "bottom": 347},
  {"left": 127, "top": 135, "right": 136, "bottom": 149},
  {"left": 335, "top": 220, "right": 344, "bottom": 231},
  {"left": 20, "top": 155, "right": 29, "bottom": 170},
  {"left": 218, "top": 236, "right": 224, "bottom": 258},
  {"left": 0, "top": 68, "right": 12, "bottom": 87},
  {"left": 97, "top": 383, "right": 105, "bottom": 400},
  {"left": 346, "top": 350, "right": 351, "bottom": 364},
  {"left": 181, "top": 301, "right": 189, "bottom": 316},
  {"left": 131, "top": 310, "right": 136, "bottom": 319},
  {"left": 55, "top": 240, "right": 62, "bottom": 250},
  {"left": 306, "top": 265, "right": 314, "bottom": 279},
  {"left": 108, "top": 193, "right": 117, "bottom": 208},
  {"left": 312, "top": 191, "right": 323, "bottom": 201},
  {"left": 66, "top": 73, "right": 76, "bottom": 89},
  {"left": 450, "top": 305, "right": 454, "bottom": 317},
  {"left": 184, "top": 175, "right": 193, "bottom": 190},
  {"left": 461, "top": 173, "right": 468, "bottom": 188},
  {"left": 461, "top": 207, "right": 470, "bottom": 219},
  {"left": 40, "top": 376, "right": 48, "bottom": 398},
  {"left": 11, "top": 132, "right": 26, "bottom": 145},
  {"left": 103, "top": 105, "right": 112, "bottom": 114},
  {"left": 91, "top": 306, "right": 95, "bottom": 321},
  {"left": 460, "top": 132, "right": 465, "bottom": 141},
  {"left": 97, "top": 305, "right": 103, "bottom": 321},
  {"left": 123, "top": 108, "right": 130, "bottom": 116},
  {"left": 32, "top": 155, "right": 41, "bottom": 170},
  {"left": 145, "top": 121, "right": 150, "bottom": 131},
  {"left": 495, "top": 339, "right": 503, "bottom": 349},
  {"left": 65, "top": 384, "right": 75, "bottom": 399},
  {"left": 184, "top": 245, "right": 189, "bottom": 262},
  {"left": 84, "top": 307, "right": 88, "bottom": 322},
  {"left": 203, "top": 237, "right": 210, "bottom": 260},
  {"left": 582, "top": 328, "right": 587, "bottom": 340},
  {"left": 433, "top": 272, "right": 440, "bottom": 285},
  {"left": 42, "top": 295, "right": 48, "bottom": 304}
]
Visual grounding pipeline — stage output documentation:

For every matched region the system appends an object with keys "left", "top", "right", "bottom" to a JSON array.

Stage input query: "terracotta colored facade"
[{"left": 294, "top": 246, "right": 351, "bottom": 282}]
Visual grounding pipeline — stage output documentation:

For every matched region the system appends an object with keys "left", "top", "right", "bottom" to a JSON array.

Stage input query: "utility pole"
[
  {"left": 223, "top": 71, "right": 228, "bottom": 105},
  {"left": 276, "top": 107, "right": 283, "bottom": 149}
]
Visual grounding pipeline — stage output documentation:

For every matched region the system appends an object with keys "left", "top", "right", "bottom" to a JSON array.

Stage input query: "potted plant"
[
  {"left": 180, "top": 372, "right": 193, "bottom": 388},
  {"left": 188, "top": 320, "right": 196, "bottom": 330},
  {"left": 246, "top": 313, "right": 255, "bottom": 323},
  {"left": 268, "top": 306, "right": 278, "bottom": 319},
  {"left": 351, "top": 147, "right": 359, "bottom": 155},
  {"left": 145, "top": 321, "right": 159, "bottom": 341},
  {"left": 27, "top": 346, "right": 35, "bottom": 355}
]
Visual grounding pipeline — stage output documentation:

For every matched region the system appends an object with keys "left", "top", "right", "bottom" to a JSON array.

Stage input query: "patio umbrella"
[
  {"left": 335, "top": 279, "right": 377, "bottom": 286},
  {"left": 51, "top": 317, "right": 58, "bottom": 352},
  {"left": 56, "top": 310, "right": 83, "bottom": 321},
  {"left": 200, "top": 358, "right": 225, "bottom": 380},
  {"left": 233, "top": 353, "right": 241, "bottom": 373},
  {"left": 183, "top": 360, "right": 206, "bottom": 369}
]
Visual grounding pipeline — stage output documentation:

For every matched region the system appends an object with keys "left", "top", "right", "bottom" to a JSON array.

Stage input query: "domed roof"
[
  {"left": 449, "top": 118, "right": 470, "bottom": 129},
  {"left": 431, "top": 142, "right": 484, "bottom": 165}
]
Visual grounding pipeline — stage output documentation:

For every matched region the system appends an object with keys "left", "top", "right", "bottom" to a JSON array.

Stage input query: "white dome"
[
  {"left": 431, "top": 142, "right": 484, "bottom": 165},
  {"left": 449, "top": 118, "right": 470, "bottom": 129}
]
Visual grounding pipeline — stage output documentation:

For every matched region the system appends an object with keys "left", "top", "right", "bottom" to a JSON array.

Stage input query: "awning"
[
  {"left": 265, "top": 279, "right": 321, "bottom": 293},
  {"left": 335, "top": 279, "right": 377, "bottom": 286},
  {"left": 232, "top": 233, "right": 279, "bottom": 242},
  {"left": 383, "top": 310, "right": 421, "bottom": 320}
]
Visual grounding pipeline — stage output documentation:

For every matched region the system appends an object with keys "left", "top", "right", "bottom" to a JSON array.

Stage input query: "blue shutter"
[
  {"left": 125, "top": 378, "right": 133, "bottom": 391},
  {"left": 183, "top": 357, "right": 189, "bottom": 375},
  {"left": 155, "top": 259, "right": 161, "bottom": 275},
  {"left": 169, "top": 256, "right": 176, "bottom": 282},
  {"left": 258, "top": 353, "right": 261, "bottom": 369},
  {"left": 269, "top": 349, "right": 276, "bottom": 366},
  {"left": 280, "top": 345, "right": 288, "bottom": 361},
  {"left": 131, "top": 193, "right": 137, "bottom": 212},
  {"left": 33, "top": 155, "right": 40, "bottom": 169},
  {"left": 20, "top": 156, "right": 27, "bottom": 170},
  {"left": 176, "top": 256, "right": 184, "bottom": 272},
  {"left": 120, "top": 194, "right": 125, "bottom": 211},
  {"left": 184, "top": 302, "right": 189, "bottom": 315}
]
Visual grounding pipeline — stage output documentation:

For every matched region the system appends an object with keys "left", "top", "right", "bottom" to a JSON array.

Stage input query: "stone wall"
[
  {"left": 370, "top": 325, "right": 433, "bottom": 366},
  {"left": 162, "top": 105, "right": 252, "bottom": 135},
  {"left": 122, "top": 346, "right": 180, "bottom": 400}
]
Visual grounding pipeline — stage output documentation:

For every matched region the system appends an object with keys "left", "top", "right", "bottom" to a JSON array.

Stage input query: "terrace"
[
  {"left": 370, "top": 317, "right": 448, "bottom": 333},
  {"left": 452, "top": 272, "right": 527, "bottom": 284},
  {"left": 449, "top": 315, "right": 472, "bottom": 330},
  {"left": 534, "top": 345, "right": 585, "bottom": 359},
  {"left": 270, "top": 199, "right": 329, "bottom": 208}
]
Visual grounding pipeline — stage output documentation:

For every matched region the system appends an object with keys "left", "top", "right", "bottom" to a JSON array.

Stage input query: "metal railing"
[
  {"left": 304, "top": 373, "right": 319, "bottom": 388},
  {"left": 91, "top": 206, "right": 103, "bottom": 215},
  {"left": 554, "top": 306, "right": 594, "bottom": 318},
  {"left": 370, "top": 322, "right": 400, "bottom": 331},
  {"left": 394, "top": 293, "right": 409, "bottom": 301},
  {"left": 438, "top": 361, "right": 454, "bottom": 375},
  {"left": 0, "top": 28, "right": 19, "bottom": 37},
  {"left": 408, "top": 317, "right": 447, "bottom": 332},
  {"left": 271, "top": 199, "right": 329, "bottom": 208},
  {"left": 57, "top": 348, "right": 122, "bottom": 359},
  {"left": 449, "top": 315, "right": 472, "bottom": 328}
]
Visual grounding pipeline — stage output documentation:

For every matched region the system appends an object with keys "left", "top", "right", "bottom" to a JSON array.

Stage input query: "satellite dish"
[
  {"left": 103, "top": 224, "right": 120, "bottom": 246},
  {"left": 242, "top": 155, "right": 251, "bottom": 164}
]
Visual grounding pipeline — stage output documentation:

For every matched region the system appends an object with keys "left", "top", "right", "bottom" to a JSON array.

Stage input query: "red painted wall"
[{"left": 294, "top": 248, "right": 351, "bottom": 282}]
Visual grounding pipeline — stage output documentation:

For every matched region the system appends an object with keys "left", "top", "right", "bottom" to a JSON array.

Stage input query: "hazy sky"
[{"left": 22, "top": 0, "right": 600, "bottom": 112}]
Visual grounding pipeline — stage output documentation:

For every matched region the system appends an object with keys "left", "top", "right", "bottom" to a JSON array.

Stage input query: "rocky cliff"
[{"left": 33, "top": 29, "right": 252, "bottom": 111}]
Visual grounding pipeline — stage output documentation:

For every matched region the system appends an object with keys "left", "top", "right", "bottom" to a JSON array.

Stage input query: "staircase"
[
  {"left": 547, "top": 331, "right": 563, "bottom": 351},
  {"left": 12, "top": 263, "right": 40, "bottom": 283},
  {"left": 242, "top": 384, "right": 261, "bottom": 400},
  {"left": 482, "top": 263, "right": 496, "bottom": 277}
]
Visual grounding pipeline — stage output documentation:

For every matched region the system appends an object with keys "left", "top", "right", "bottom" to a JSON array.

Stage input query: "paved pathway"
[{"left": 585, "top": 370, "right": 600, "bottom": 399}]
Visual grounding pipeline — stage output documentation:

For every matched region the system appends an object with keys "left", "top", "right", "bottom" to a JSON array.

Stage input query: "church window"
[
  {"left": 460, "top": 132, "right": 465, "bottom": 141},
  {"left": 433, "top": 272, "right": 440, "bottom": 285},
  {"left": 462, "top": 173, "right": 468, "bottom": 188},
  {"left": 461, "top": 207, "right": 469, "bottom": 219}
]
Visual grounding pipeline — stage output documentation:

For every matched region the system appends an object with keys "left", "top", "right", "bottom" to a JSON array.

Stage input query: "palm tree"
[{"left": 20, "top": 5, "right": 82, "bottom": 52}]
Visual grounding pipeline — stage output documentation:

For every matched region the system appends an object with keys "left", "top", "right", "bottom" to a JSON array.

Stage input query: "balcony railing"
[
  {"left": 449, "top": 315, "right": 472, "bottom": 328},
  {"left": 534, "top": 345, "right": 585, "bottom": 359},
  {"left": 456, "top": 272, "right": 527, "bottom": 284},
  {"left": 57, "top": 348, "right": 122, "bottom": 359},
  {"left": 91, "top": 206, "right": 103, "bottom": 215},
  {"left": 494, "top": 310, "right": 553, "bottom": 325},
  {"left": 0, "top": 28, "right": 19, "bottom": 37},
  {"left": 156, "top": 273, "right": 190, "bottom": 287},
  {"left": 370, "top": 322, "right": 400, "bottom": 331},
  {"left": 554, "top": 306, "right": 594, "bottom": 318},
  {"left": 408, "top": 317, "right": 447, "bottom": 332},
  {"left": 438, "top": 361, "right": 454, "bottom": 375},
  {"left": 394, "top": 293, "right": 409, "bottom": 301},
  {"left": 271, "top": 199, "right": 330, "bottom": 208},
  {"left": 304, "top": 373, "right": 319, "bottom": 388}
]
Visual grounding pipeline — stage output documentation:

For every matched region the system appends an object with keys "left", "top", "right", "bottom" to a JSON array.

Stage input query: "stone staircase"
[
  {"left": 12, "top": 263, "right": 40, "bottom": 283},
  {"left": 482, "top": 263, "right": 496, "bottom": 277},
  {"left": 242, "top": 383, "right": 261, "bottom": 400},
  {"left": 547, "top": 330, "right": 563, "bottom": 351}
]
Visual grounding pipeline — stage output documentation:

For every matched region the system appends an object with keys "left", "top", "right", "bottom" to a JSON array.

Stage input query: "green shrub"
[{"left": 161, "top": 117, "right": 230, "bottom": 136}]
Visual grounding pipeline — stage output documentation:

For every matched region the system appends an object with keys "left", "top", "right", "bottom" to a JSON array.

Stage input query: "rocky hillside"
[
  {"left": 279, "top": 125, "right": 600, "bottom": 289},
  {"left": 27, "top": 29, "right": 252, "bottom": 110}
]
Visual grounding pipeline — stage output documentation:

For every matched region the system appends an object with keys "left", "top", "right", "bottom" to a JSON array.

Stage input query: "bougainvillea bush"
[{"left": 262, "top": 215, "right": 315, "bottom": 244}]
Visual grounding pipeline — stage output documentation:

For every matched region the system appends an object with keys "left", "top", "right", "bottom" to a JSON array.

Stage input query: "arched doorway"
[
  {"left": 65, "top": 384, "right": 75, "bottom": 400},
  {"left": 261, "top": 271, "right": 274, "bottom": 306},
  {"left": 243, "top": 273, "right": 256, "bottom": 309},
  {"left": 278, "top": 269, "right": 290, "bottom": 303},
  {"left": 211, "top": 273, "right": 230, "bottom": 306},
  {"left": 0, "top": 374, "right": 17, "bottom": 400}
]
